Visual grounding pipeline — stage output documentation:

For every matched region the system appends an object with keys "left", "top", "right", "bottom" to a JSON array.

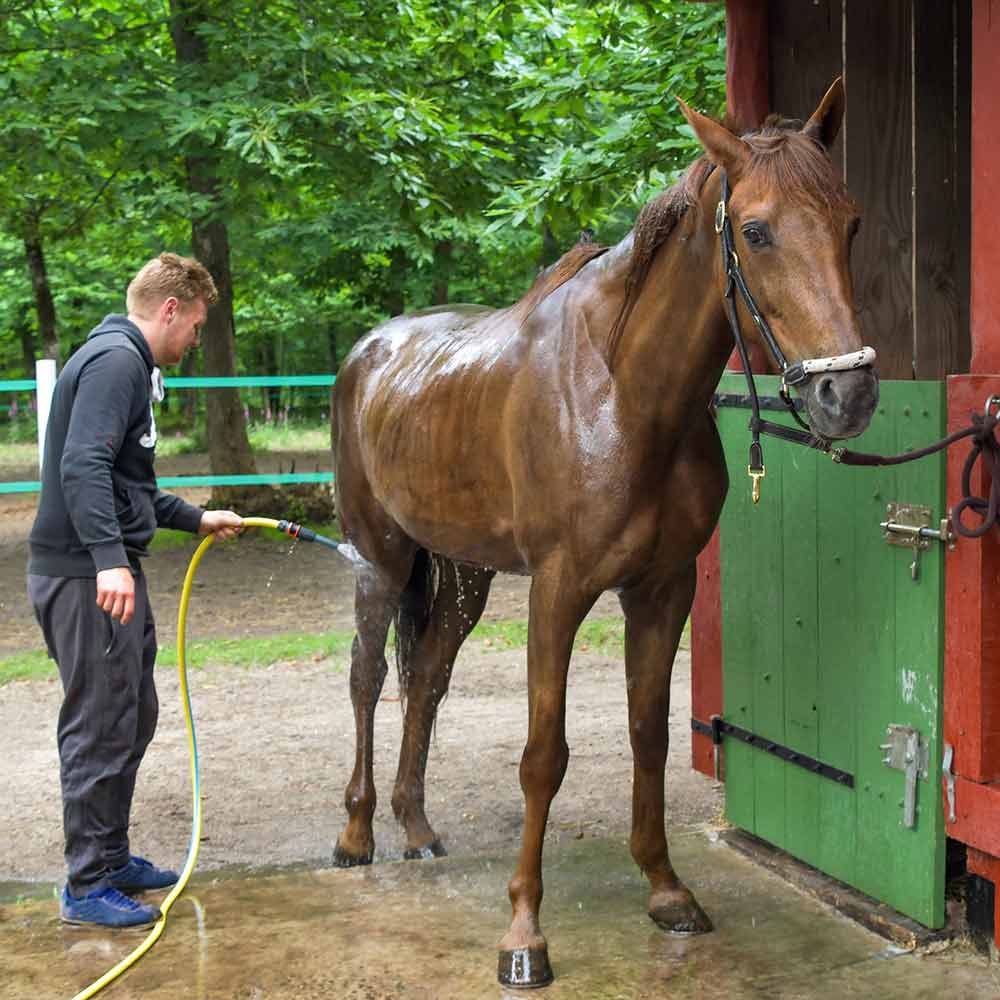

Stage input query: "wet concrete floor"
[{"left": 1, "top": 827, "right": 996, "bottom": 1000}]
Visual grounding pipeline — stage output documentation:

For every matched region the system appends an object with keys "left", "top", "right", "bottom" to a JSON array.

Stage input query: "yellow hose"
[{"left": 70, "top": 517, "right": 281, "bottom": 1000}]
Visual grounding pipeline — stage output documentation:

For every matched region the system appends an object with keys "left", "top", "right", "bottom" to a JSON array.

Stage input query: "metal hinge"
[
  {"left": 692, "top": 715, "right": 855, "bottom": 787},
  {"left": 880, "top": 724, "right": 928, "bottom": 828},
  {"left": 943, "top": 742, "right": 956, "bottom": 823},
  {"left": 881, "top": 502, "right": 955, "bottom": 580}
]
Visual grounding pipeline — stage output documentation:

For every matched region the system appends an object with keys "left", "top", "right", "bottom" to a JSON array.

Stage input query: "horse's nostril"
[{"left": 817, "top": 375, "right": 839, "bottom": 412}]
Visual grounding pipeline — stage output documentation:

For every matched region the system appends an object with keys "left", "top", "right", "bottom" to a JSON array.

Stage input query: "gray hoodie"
[{"left": 28, "top": 315, "right": 203, "bottom": 577}]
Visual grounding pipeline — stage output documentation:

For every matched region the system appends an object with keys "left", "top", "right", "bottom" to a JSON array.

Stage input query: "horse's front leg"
[
  {"left": 498, "top": 569, "right": 596, "bottom": 989},
  {"left": 619, "top": 564, "right": 712, "bottom": 933}
]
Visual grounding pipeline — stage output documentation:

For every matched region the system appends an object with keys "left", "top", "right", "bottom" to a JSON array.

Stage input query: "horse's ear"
[
  {"left": 803, "top": 77, "right": 845, "bottom": 151},
  {"left": 676, "top": 97, "right": 749, "bottom": 178}
]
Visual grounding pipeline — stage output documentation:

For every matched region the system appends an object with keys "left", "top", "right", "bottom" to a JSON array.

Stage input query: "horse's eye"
[{"left": 742, "top": 223, "right": 771, "bottom": 248}]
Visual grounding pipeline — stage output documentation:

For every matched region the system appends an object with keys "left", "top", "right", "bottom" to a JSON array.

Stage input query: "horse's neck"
[{"left": 604, "top": 189, "right": 732, "bottom": 433}]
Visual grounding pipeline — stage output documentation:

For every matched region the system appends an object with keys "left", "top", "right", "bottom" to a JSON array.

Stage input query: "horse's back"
[{"left": 334, "top": 303, "right": 527, "bottom": 566}]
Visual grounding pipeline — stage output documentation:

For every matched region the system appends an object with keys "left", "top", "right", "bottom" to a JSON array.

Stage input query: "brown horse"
[{"left": 332, "top": 79, "right": 878, "bottom": 987}]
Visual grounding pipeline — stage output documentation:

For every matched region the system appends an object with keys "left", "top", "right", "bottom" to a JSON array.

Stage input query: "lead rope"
[{"left": 831, "top": 403, "right": 1000, "bottom": 539}]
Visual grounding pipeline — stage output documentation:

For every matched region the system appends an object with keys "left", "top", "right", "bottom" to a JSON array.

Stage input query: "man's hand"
[
  {"left": 199, "top": 509, "right": 244, "bottom": 541},
  {"left": 96, "top": 567, "right": 135, "bottom": 625}
]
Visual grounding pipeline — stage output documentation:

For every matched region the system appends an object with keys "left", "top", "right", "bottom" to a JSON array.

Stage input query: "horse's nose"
[
  {"left": 804, "top": 368, "right": 879, "bottom": 439},
  {"left": 815, "top": 374, "right": 839, "bottom": 414}
]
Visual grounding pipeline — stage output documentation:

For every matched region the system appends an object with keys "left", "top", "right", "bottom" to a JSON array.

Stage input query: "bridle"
[{"left": 715, "top": 168, "right": 877, "bottom": 503}]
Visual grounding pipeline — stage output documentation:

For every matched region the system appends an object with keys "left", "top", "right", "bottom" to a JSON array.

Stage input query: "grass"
[
  {"left": 156, "top": 630, "right": 355, "bottom": 671},
  {"left": 154, "top": 420, "right": 330, "bottom": 458},
  {"left": 0, "top": 615, "right": 690, "bottom": 686},
  {"left": 0, "top": 440, "right": 40, "bottom": 474}
]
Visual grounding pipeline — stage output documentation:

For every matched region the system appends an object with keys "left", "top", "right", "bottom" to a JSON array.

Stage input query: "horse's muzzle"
[{"left": 801, "top": 367, "right": 880, "bottom": 440}]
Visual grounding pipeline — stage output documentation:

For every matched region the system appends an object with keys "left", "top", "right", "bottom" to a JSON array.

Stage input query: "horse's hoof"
[
  {"left": 403, "top": 839, "right": 447, "bottom": 861},
  {"left": 331, "top": 839, "right": 373, "bottom": 868},
  {"left": 497, "top": 946, "right": 554, "bottom": 989},
  {"left": 649, "top": 893, "right": 713, "bottom": 935}
]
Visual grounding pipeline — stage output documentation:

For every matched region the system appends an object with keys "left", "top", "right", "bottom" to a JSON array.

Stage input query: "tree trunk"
[
  {"left": 258, "top": 338, "right": 280, "bottom": 418},
  {"left": 15, "top": 303, "right": 35, "bottom": 376},
  {"left": 431, "top": 239, "right": 453, "bottom": 305},
  {"left": 179, "top": 347, "right": 198, "bottom": 421},
  {"left": 380, "top": 246, "right": 407, "bottom": 318},
  {"left": 23, "top": 230, "right": 59, "bottom": 365},
  {"left": 540, "top": 221, "right": 560, "bottom": 269},
  {"left": 170, "top": 0, "right": 257, "bottom": 489}
]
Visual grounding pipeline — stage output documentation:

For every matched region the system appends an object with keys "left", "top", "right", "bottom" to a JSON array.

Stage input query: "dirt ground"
[{"left": 0, "top": 454, "right": 720, "bottom": 888}]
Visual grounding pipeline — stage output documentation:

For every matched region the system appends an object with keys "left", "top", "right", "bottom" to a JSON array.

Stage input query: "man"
[{"left": 28, "top": 252, "right": 244, "bottom": 928}]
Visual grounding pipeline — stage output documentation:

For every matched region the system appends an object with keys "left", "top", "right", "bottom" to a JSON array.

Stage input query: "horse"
[{"left": 331, "top": 78, "right": 879, "bottom": 988}]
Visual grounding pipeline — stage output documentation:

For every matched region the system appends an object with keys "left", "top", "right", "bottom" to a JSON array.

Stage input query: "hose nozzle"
[{"left": 276, "top": 519, "right": 341, "bottom": 551}]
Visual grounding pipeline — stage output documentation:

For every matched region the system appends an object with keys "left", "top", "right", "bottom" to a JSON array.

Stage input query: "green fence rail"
[{"left": 0, "top": 375, "right": 336, "bottom": 495}]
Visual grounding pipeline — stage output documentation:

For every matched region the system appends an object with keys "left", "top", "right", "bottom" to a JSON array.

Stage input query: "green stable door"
[{"left": 715, "top": 374, "right": 947, "bottom": 928}]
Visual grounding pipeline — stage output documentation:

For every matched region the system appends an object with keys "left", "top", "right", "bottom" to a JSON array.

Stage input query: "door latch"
[
  {"left": 880, "top": 724, "right": 928, "bottom": 828},
  {"left": 880, "top": 503, "right": 954, "bottom": 580}
]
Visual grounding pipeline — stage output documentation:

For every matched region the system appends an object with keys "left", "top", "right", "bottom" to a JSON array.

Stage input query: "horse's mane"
[{"left": 507, "top": 237, "right": 610, "bottom": 325}]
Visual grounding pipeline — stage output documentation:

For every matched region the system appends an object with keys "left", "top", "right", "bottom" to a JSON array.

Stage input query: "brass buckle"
[
  {"left": 748, "top": 465, "right": 765, "bottom": 505},
  {"left": 715, "top": 199, "right": 726, "bottom": 234}
]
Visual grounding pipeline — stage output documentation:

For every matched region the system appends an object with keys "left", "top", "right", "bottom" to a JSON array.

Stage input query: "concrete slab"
[{"left": 1, "top": 828, "right": 996, "bottom": 1000}]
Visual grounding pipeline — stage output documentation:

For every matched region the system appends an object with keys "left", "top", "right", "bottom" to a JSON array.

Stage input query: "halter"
[{"left": 715, "top": 169, "right": 877, "bottom": 502}]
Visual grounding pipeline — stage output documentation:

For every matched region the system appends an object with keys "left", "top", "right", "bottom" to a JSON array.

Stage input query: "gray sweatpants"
[{"left": 28, "top": 572, "right": 158, "bottom": 897}]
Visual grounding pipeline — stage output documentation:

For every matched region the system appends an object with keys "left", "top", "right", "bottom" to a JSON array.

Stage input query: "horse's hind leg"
[
  {"left": 391, "top": 561, "right": 495, "bottom": 858},
  {"left": 619, "top": 563, "right": 712, "bottom": 933},
  {"left": 333, "top": 546, "right": 414, "bottom": 868}
]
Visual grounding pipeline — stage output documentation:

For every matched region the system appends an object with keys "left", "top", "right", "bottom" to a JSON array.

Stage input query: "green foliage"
[{"left": 0, "top": 1, "right": 726, "bottom": 378}]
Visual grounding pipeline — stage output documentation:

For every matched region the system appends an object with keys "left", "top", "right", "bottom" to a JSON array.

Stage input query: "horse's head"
[{"left": 679, "top": 79, "right": 878, "bottom": 440}]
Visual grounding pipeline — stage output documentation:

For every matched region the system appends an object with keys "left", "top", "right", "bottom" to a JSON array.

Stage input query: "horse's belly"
[{"left": 362, "top": 416, "right": 526, "bottom": 571}]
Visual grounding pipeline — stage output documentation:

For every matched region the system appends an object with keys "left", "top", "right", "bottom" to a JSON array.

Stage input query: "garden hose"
[{"left": 70, "top": 516, "right": 341, "bottom": 1000}]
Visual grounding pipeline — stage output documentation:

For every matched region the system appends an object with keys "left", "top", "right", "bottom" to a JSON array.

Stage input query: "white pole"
[{"left": 35, "top": 358, "right": 56, "bottom": 474}]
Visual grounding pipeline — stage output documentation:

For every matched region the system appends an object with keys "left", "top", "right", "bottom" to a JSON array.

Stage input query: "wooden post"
[
  {"left": 692, "top": 0, "right": 771, "bottom": 778},
  {"left": 942, "top": 0, "right": 1000, "bottom": 946}
]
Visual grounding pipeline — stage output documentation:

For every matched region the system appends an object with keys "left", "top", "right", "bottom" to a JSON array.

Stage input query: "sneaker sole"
[{"left": 60, "top": 915, "right": 160, "bottom": 930}]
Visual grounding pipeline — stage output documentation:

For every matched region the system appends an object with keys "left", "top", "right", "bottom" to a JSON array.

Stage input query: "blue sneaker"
[
  {"left": 60, "top": 885, "right": 161, "bottom": 928},
  {"left": 107, "top": 855, "right": 179, "bottom": 893}
]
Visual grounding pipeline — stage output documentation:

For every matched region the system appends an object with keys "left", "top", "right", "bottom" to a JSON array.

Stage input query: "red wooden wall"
[{"left": 942, "top": 0, "right": 1000, "bottom": 940}]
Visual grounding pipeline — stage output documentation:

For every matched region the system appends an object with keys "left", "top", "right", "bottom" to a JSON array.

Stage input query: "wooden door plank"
[
  {"left": 768, "top": 0, "right": 844, "bottom": 174},
  {"left": 851, "top": 390, "right": 900, "bottom": 908},
  {"left": 912, "top": 0, "right": 970, "bottom": 377},
  {"left": 885, "top": 383, "right": 946, "bottom": 926},
  {"left": 781, "top": 441, "right": 821, "bottom": 866},
  {"left": 844, "top": 0, "right": 914, "bottom": 379},
  {"left": 749, "top": 424, "right": 787, "bottom": 849},
  {"left": 719, "top": 378, "right": 757, "bottom": 832},
  {"left": 816, "top": 436, "right": 862, "bottom": 886}
]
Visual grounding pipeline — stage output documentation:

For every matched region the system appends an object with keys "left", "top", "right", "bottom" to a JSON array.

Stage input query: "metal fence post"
[{"left": 35, "top": 359, "right": 56, "bottom": 474}]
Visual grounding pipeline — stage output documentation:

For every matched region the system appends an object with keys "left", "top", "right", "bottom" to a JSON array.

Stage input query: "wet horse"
[{"left": 332, "top": 79, "right": 878, "bottom": 987}]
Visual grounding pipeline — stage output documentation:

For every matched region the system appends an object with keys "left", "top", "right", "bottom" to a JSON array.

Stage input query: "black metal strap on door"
[{"left": 692, "top": 715, "right": 855, "bottom": 788}]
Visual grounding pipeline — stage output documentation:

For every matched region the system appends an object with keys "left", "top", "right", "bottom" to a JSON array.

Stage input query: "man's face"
[{"left": 162, "top": 298, "right": 207, "bottom": 366}]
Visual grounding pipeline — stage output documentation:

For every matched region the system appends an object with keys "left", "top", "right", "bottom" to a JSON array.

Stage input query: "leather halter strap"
[{"left": 715, "top": 169, "right": 877, "bottom": 502}]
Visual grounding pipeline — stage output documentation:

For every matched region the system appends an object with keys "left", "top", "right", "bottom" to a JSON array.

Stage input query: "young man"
[{"left": 28, "top": 253, "right": 244, "bottom": 928}]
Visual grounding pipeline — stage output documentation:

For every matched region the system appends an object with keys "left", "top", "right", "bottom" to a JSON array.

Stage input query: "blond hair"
[{"left": 126, "top": 252, "right": 218, "bottom": 318}]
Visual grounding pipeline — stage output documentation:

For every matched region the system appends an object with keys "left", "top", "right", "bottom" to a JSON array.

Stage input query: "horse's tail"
[{"left": 394, "top": 547, "right": 447, "bottom": 707}]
